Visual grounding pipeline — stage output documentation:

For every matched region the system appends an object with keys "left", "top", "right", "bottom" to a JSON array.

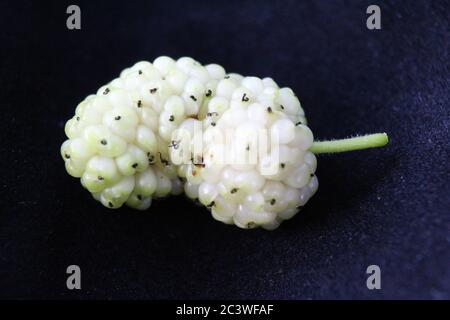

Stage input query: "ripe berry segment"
[
  {"left": 170, "top": 74, "right": 316, "bottom": 230},
  {"left": 61, "top": 56, "right": 388, "bottom": 229}
]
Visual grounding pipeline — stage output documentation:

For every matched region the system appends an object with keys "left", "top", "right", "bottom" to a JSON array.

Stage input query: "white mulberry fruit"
[
  {"left": 61, "top": 57, "right": 224, "bottom": 210},
  {"left": 169, "top": 75, "right": 317, "bottom": 230},
  {"left": 62, "top": 56, "right": 388, "bottom": 229}
]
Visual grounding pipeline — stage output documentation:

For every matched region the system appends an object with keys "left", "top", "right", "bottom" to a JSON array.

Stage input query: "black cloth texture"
[{"left": 0, "top": 0, "right": 448, "bottom": 299}]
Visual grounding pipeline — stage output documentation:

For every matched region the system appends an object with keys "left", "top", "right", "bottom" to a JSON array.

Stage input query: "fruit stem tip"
[{"left": 309, "top": 132, "right": 388, "bottom": 154}]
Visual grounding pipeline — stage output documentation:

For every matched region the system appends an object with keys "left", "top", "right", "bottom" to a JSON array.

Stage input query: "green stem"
[{"left": 309, "top": 133, "right": 388, "bottom": 154}]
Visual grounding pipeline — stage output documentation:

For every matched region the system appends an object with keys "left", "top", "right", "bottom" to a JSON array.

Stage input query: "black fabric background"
[{"left": 0, "top": 0, "right": 448, "bottom": 299}]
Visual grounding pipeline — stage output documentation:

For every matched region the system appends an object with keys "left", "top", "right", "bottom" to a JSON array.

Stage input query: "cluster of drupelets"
[{"left": 61, "top": 56, "right": 318, "bottom": 229}]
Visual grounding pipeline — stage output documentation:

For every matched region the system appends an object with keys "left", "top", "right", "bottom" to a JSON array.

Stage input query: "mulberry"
[{"left": 61, "top": 56, "right": 388, "bottom": 229}]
